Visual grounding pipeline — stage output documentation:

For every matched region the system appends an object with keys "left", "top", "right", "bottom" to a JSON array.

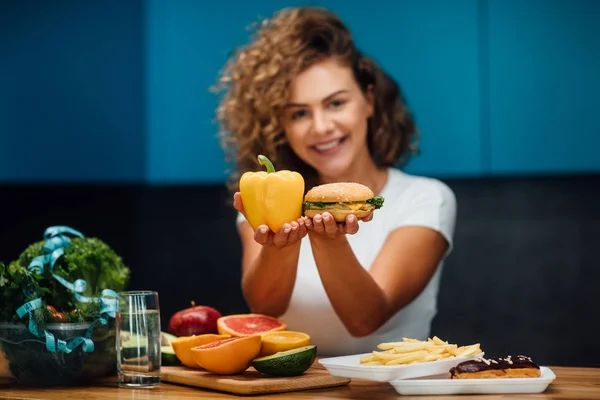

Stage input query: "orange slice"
[
  {"left": 170, "top": 334, "right": 230, "bottom": 368},
  {"left": 191, "top": 335, "right": 262, "bottom": 375},
  {"left": 259, "top": 331, "right": 311, "bottom": 357}
]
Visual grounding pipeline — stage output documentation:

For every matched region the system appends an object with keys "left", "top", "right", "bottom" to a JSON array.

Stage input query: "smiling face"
[{"left": 282, "top": 58, "right": 374, "bottom": 180}]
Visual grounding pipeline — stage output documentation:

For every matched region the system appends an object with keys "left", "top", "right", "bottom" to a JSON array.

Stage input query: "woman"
[{"left": 215, "top": 6, "right": 456, "bottom": 356}]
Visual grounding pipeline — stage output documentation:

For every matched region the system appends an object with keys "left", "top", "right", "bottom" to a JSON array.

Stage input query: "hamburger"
[{"left": 303, "top": 182, "right": 385, "bottom": 222}]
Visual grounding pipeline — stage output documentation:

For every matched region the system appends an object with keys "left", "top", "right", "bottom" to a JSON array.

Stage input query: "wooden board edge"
[
  {"left": 160, "top": 370, "right": 351, "bottom": 396},
  {"left": 163, "top": 376, "right": 351, "bottom": 396},
  {"left": 243, "top": 377, "right": 351, "bottom": 395}
]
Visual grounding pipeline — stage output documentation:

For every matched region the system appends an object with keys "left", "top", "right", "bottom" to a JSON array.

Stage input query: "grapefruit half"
[
  {"left": 217, "top": 313, "right": 287, "bottom": 337},
  {"left": 191, "top": 335, "right": 262, "bottom": 375},
  {"left": 170, "top": 334, "right": 231, "bottom": 368}
]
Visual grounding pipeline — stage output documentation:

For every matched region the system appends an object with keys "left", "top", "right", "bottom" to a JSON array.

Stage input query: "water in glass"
[{"left": 116, "top": 292, "right": 161, "bottom": 387}]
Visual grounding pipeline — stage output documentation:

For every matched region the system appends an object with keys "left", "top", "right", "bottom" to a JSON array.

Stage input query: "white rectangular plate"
[
  {"left": 389, "top": 366, "right": 556, "bottom": 395},
  {"left": 318, "top": 352, "right": 484, "bottom": 382}
]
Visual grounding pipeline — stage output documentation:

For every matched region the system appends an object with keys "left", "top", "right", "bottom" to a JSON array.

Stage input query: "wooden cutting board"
[{"left": 161, "top": 362, "right": 350, "bottom": 395}]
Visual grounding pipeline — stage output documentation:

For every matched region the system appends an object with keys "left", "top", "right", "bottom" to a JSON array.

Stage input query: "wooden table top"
[{"left": 1, "top": 366, "right": 599, "bottom": 399}]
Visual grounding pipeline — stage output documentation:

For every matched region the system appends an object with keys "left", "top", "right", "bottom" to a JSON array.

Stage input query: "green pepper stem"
[{"left": 257, "top": 155, "right": 275, "bottom": 173}]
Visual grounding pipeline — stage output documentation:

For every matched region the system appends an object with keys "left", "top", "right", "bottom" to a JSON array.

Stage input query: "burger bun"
[{"left": 304, "top": 182, "right": 374, "bottom": 203}]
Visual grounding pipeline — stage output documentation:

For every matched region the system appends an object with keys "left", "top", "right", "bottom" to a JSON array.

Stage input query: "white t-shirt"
[{"left": 237, "top": 168, "right": 457, "bottom": 356}]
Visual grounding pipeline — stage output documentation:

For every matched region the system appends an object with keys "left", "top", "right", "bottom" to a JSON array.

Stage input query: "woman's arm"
[
  {"left": 233, "top": 191, "right": 306, "bottom": 316},
  {"left": 307, "top": 223, "right": 449, "bottom": 337},
  {"left": 238, "top": 221, "right": 302, "bottom": 316}
]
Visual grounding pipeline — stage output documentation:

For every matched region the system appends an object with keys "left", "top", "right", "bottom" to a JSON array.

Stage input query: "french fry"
[
  {"left": 377, "top": 342, "right": 409, "bottom": 350},
  {"left": 424, "top": 353, "right": 444, "bottom": 362},
  {"left": 453, "top": 344, "right": 481, "bottom": 358},
  {"left": 360, "top": 336, "right": 483, "bottom": 367},
  {"left": 392, "top": 343, "right": 429, "bottom": 353},
  {"left": 385, "top": 350, "right": 429, "bottom": 365},
  {"left": 360, "top": 354, "right": 376, "bottom": 363},
  {"left": 402, "top": 337, "right": 420, "bottom": 342},
  {"left": 427, "top": 347, "right": 450, "bottom": 355},
  {"left": 432, "top": 336, "right": 448, "bottom": 346},
  {"left": 372, "top": 351, "right": 406, "bottom": 361}
]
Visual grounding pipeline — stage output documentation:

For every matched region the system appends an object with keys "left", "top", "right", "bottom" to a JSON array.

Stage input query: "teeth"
[{"left": 314, "top": 139, "right": 342, "bottom": 151}]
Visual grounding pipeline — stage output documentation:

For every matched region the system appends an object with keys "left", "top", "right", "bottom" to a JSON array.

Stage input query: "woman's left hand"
[{"left": 306, "top": 212, "right": 373, "bottom": 239}]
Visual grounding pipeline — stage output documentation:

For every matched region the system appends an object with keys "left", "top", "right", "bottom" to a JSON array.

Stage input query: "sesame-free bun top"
[{"left": 304, "top": 182, "right": 374, "bottom": 203}]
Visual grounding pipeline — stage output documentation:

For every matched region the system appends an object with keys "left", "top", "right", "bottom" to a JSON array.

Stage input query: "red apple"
[{"left": 168, "top": 301, "right": 221, "bottom": 337}]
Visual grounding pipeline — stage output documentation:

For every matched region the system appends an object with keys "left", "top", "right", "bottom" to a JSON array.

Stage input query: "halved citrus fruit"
[
  {"left": 259, "top": 331, "right": 311, "bottom": 357},
  {"left": 170, "top": 334, "right": 231, "bottom": 368},
  {"left": 191, "top": 335, "right": 262, "bottom": 375},
  {"left": 252, "top": 345, "right": 317, "bottom": 377},
  {"left": 217, "top": 313, "right": 287, "bottom": 337}
]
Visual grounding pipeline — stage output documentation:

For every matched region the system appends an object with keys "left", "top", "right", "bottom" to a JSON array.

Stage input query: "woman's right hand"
[{"left": 234, "top": 192, "right": 307, "bottom": 247}]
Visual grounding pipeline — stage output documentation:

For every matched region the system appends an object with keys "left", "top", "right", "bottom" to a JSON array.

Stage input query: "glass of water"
[{"left": 116, "top": 291, "right": 161, "bottom": 387}]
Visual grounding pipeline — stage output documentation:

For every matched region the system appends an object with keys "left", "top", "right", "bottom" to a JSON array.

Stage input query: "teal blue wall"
[
  {"left": 319, "top": 0, "right": 483, "bottom": 178},
  {"left": 1, "top": 0, "right": 599, "bottom": 184},
  {"left": 145, "top": 0, "right": 310, "bottom": 184},
  {"left": 487, "top": 0, "right": 600, "bottom": 174},
  {"left": 0, "top": 1, "right": 146, "bottom": 183}
]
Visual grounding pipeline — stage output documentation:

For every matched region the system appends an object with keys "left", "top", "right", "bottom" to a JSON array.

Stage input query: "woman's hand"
[
  {"left": 234, "top": 192, "right": 307, "bottom": 247},
  {"left": 306, "top": 211, "right": 373, "bottom": 239}
]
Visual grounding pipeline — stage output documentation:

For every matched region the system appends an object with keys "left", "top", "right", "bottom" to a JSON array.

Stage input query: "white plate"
[
  {"left": 318, "top": 352, "right": 484, "bottom": 382},
  {"left": 389, "top": 366, "right": 556, "bottom": 395}
]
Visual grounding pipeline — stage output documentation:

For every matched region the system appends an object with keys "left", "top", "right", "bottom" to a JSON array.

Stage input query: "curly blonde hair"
[{"left": 214, "top": 6, "right": 419, "bottom": 192}]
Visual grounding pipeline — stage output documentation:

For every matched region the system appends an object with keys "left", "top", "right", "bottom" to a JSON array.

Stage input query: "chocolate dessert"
[{"left": 449, "top": 356, "right": 541, "bottom": 379}]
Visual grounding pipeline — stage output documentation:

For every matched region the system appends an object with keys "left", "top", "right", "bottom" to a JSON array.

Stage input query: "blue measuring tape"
[{"left": 16, "top": 226, "right": 118, "bottom": 354}]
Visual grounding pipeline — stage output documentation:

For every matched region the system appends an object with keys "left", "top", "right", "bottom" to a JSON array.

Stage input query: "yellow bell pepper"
[{"left": 239, "top": 155, "right": 305, "bottom": 232}]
